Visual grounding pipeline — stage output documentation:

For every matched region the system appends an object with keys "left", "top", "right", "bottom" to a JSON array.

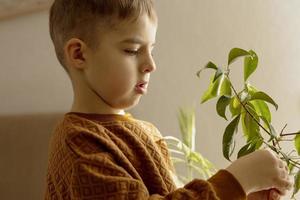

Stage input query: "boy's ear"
[{"left": 64, "top": 38, "right": 88, "bottom": 70}]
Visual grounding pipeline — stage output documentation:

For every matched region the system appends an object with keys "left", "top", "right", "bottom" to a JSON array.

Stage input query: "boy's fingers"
[
  {"left": 278, "top": 160, "right": 286, "bottom": 169},
  {"left": 275, "top": 188, "right": 286, "bottom": 197},
  {"left": 269, "top": 189, "right": 280, "bottom": 200},
  {"left": 273, "top": 175, "right": 293, "bottom": 194},
  {"left": 277, "top": 159, "right": 283, "bottom": 168},
  {"left": 279, "top": 168, "right": 289, "bottom": 179},
  {"left": 275, "top": 179, "right": 293, "bottom": 195},
  {"left": 285, "top": 165, "right": 289, "bottom": 171}
]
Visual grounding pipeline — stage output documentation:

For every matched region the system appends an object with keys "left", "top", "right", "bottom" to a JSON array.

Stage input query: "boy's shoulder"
[
  {"left": 53, "top": 112, "right": 163, "bottom": 141},
  {"left": 133, "top": 118, "right": 163, "bottom": 141},
  {"left": 48, "top": 112, "right": 166, "bottom": 160}
]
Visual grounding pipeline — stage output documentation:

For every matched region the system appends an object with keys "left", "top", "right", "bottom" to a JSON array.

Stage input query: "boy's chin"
[
  {"left": 125, "top": 100, "right": 141, "bottom": 110},
  {"left": 113, "top": 97, "right": 142, "bottom": 111}
]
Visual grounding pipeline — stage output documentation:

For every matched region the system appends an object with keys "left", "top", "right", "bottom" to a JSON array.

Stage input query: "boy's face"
[{"left": 77, "top": 14, "right": 157, "bottom": 113}]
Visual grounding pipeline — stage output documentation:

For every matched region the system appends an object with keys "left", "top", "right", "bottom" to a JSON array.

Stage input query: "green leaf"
[
  {"left": 241, "top": 104, "right": 262, "bottom": 143},
  {"left": 229, "top": 96, "right": 241, "bottom": 117},
  {"left": 294, "top": 135, "right": 300, "bottom": 155},
  {"left": 223, "top": 115, "right": 241, "bottom": 161},
  {"left": 293, "top": 169, "right": 300, "bottom": 197},
  {"left": 228, "top": 90, "right": 251, "bottom": 118},
  {"left": 188, "top": 151, "right": 205, "bottom": 164},
  {"left": 244, "top": 50, "right": 258, "bottom": 81},
  {"left": 250, "top": 91, "right": 278, "bottom": 110},
  {"left": 201, "top": 75, "right": 232, "bottom": 103},
  {"left": 237, "top": 141, "right": 257, "bottom": 158},
  {"left": 219, "top": 76, "right": 232, "bottom": 96},
  {"left": 204, "top": 61, "right": 218, "bottom": 70},
  {"left": 246, "top": 85, "right": 273, "bottom": 123},
  {"left": 228, "top": 48, "right": 250, "bottom": 65},
  {"left": 249, "top": 100, "right": 271, "bottom": 123},
  {"left": 164, "top": 136, "right": 191, "bottom": 156},
  {"left": 216, "top": 96, "right": 231, "bottom": 120},
  {"left": 169, "top": 149, "right": 185, "bottom": 155},
  {"left": 213, "top": 68, "right": 223, "bottom": 82},
  {"left": 164, "top": 136, "right": 182, "bottom": 143},
  {"left": 196, "top": 61, "right": 218, "bottom": 78},
  {"left": 178, "top": 107, "right": 196, "bottom": 150},
  {"left": 239, "top": 90, "right": 250, "bottom": 103},
  {"left": 289, "top": 163, "right": 295, "bottom": 173},
  {"left": 170, "top": 157, "right": 186, "bottom": 164},
  {"left": 188, "top": 151, "right": 216, "bottom": 174},
  {"left": 259, "top": 115, "right": 277, "bottom": 142},
  {"left": 246, "top": 83, "right": 258, "bottom": 95},
  {"left": 188, "top": 163, "right": 206, "bottom": 179},
  {"left": 229, "top": 140, "right": 236, "bottom": 158},
  {"left": 201, "top": 76, "right": 217, "bottom": 103}
]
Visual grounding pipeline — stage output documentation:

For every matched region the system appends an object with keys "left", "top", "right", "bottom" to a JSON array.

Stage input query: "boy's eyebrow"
[{"left": 120, "top": 37, "right": 155, "bottom": 46}]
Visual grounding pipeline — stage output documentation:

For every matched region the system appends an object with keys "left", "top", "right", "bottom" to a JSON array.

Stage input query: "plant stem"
[
  {"left": 280, "top": 124, "right": 288, "bottom": 135},
  {"left": 278, "top": 138, "right": 294, "bottom": 142},
  {"left": 226, "top": 75, "right": 273, "bottom": 137},
  {"left": 279, "top": 124, "right": 300, "bottom": 136},
  {"left": 281, "top": 132, "right": 300, "bottom": 137},
  {"left": 223, "top": 73, "right": 300, "bottom": 172},
  {"left": 224, "top": 75, "right": 299, "bottom": 147},
  {"left": 187, "top": 159, "right": 193, "bottom": 181},
  {"left": 288, "top": 159, "right": 300, "bottom": 169},
  {"left": 264, "top": 141, "right": 300, "bottom": 169}
]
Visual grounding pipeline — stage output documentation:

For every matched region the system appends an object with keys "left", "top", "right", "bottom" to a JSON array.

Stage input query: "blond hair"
[{"left": 49, "top": 0, "right": 156, "bottom": 72}]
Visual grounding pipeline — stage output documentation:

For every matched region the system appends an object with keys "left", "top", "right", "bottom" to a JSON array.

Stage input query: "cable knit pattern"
[{"left": 44, "top": 112, "right": 246, "bottom": 200}]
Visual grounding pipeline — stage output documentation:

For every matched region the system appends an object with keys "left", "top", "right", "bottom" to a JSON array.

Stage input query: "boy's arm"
[
  {"left": 207, "top": 169, "right": 246, "bottom": 199},
  {"left": 68, "top": 156, "right": 245, "bottom": 200},
  {"left": 155, "top": 138, "right": 246, "bottom": 199}
]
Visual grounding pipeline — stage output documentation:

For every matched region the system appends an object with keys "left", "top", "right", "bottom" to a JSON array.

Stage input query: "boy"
[{"left": 45, "top": 0, "right": 292, "bottom": 199}]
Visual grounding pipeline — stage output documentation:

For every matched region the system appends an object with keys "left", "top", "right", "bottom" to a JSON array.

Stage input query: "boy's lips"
[{"left": 135, "top": 81, "right": 148, "bottom": 94}]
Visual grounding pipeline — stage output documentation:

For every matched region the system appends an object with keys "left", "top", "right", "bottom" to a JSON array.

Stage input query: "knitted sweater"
[{"left": 44, "top": 112, "right": 246, "bottom": 200}]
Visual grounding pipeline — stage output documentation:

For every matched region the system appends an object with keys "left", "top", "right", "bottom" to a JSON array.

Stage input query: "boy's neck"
[
  {"left": 70, "top": 102, "right": 126, "bottom": 115},
  {"left": 69, "top": 75, "right": 126, "bottom": 115},
  {"left": 70, "top": 90, "right": 126, "bottom": 115}
]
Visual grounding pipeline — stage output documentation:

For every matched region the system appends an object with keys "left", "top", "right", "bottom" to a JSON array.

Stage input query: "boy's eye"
[{"left": 124, "top": 49, "right": 139, "bottom": 56}]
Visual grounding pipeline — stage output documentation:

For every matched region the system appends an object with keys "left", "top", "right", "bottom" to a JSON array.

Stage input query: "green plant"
[
  {"left": 164, "top": 107, "right": 216, "bottom": 185},
  {"left": 197, "top": 47, "right": 300, "bottom": 198}
]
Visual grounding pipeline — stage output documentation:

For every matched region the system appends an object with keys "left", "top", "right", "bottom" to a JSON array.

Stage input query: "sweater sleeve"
[
  {"left": 152, "top": 131, "right": 246, "bottom": 199},
  {"left": 69, "top": 157, "right": 245, "bottom": 200},
  {"left": 208, "top": 170, "right": 246, "bottom": 200}
]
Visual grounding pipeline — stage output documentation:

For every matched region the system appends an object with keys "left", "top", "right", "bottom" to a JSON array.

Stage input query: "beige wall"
[
  {"left": 1, "top": 1, "right": 300, "bottom": 199},
  {"left": 0, "top": 10, "right": 73, "bottom": 115}
]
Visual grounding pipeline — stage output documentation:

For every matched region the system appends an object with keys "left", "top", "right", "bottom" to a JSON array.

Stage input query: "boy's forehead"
[{"left": 108, "top": 15, "right": 157, "bottom": 45}]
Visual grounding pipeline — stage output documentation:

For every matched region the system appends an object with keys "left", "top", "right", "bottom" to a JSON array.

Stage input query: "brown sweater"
[{"left": 44, "top": 112, "right": 246, "bottom": 200}]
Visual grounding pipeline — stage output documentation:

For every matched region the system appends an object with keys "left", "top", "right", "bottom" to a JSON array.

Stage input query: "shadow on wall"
[{"left": 0, "top": 113, "right": 64, "bottom": 200}]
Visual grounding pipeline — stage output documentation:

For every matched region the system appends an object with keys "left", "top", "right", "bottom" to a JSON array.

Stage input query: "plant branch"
[
  {"left": 281, "top": 132, "right": 300, "bottom": 137},
  {"left": 227, "top": 76, "right": 300, "bottom": 170},
  {"left": 278, "top": 139, "right": 294, "bottom": 142},
  {"left": 280, "top": 124, "right": 288, "bottom": 136},
  {"left": 263, "top": 141, "right": 300, "bottom": 169},
  {"left": 226, "top": 75, "right": 273, "bottom": 137},
  {"left": 225, "top": 75, "right": 286, "bottom": 152}
]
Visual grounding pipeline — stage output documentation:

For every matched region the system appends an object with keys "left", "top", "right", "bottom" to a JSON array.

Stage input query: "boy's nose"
[
  {"left": 141, "top": 54, "right": 156, "bottom": 73},
  {"left": 142, "top": 63, "right": 156, "bottom": 73}
]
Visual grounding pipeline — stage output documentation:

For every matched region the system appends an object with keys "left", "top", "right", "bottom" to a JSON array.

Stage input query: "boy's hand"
[
  {"left": 226, "top": 149, "right": 293, "bottom": 195},
  {"left": 247, "top": 189, "right": 281, "bottom": 200}
]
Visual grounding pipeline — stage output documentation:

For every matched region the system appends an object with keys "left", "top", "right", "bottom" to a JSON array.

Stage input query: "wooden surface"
[{"left": 0, "top": 0, "right": 53, "bottom": 20}]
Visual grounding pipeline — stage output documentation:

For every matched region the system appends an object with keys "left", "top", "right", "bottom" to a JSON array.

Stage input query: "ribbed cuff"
[{"left": 208, "top": 169, "right": 246, "bottom": 200}]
